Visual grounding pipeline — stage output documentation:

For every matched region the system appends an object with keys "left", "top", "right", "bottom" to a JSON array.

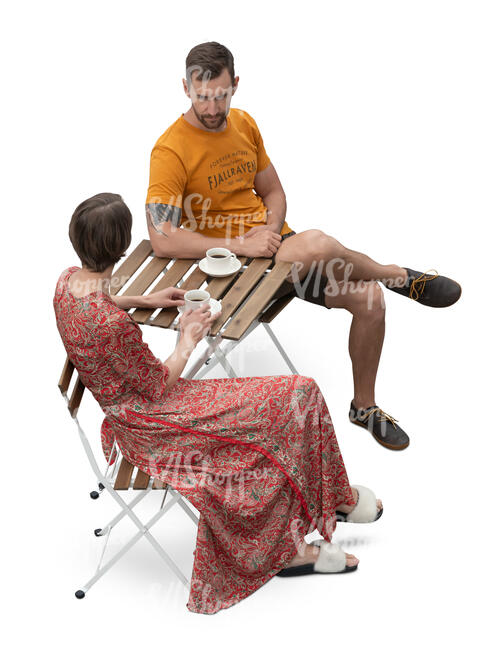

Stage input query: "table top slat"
[
  {"left": 122, "top": 256, "right": 171, "bottom": 297},
  {"left": 151, "top": 265, "right": 209, "bottom": 328},
  {"left": 209, "top": 258, "right": 273, "bottom": 336},
  {"left": 110, "top": 240, "right": 153, "bottom": 295},
  {"left": 133, "top": 259, "right": 197, "bottom": 326},
  {"left": 259, "top": 293, "right": 296, "bottom": 323},
  {"left": 203, "top": 257, "right": 248, "bottom": 299},
  {"left": 222, "top": 261, "right": 293, "bottom": 340}
]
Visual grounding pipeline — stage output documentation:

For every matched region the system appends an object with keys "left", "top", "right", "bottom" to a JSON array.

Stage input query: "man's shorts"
[{"left": 271, "top": 230, "right": 332, "bottom": 308}]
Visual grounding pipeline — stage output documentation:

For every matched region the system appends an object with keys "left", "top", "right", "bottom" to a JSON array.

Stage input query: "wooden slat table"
[{"left": 110, "top": 239, "right": 295, "bottom": 341}]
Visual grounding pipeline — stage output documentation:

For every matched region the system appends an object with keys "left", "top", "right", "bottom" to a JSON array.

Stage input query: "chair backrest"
[{"left": 58, "top": 352, "right": 165, "bottom": 491}]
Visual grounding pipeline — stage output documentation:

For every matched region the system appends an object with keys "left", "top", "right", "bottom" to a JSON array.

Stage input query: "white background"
[{"left": 2, "top": 1, "right": 490, "bottom": 648}]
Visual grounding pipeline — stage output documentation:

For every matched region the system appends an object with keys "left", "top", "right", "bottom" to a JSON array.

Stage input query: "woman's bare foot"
[
  {"left": 285, "top": 542, "right": 359, "bottom": 569},
  {"left": 336, "top": 487, "right": 383, "bottom": 515}
]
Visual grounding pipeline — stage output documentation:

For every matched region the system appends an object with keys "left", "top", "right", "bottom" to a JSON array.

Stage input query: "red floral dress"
[{"left": 53, "top": 266, "right": 356, "bottom": 614}]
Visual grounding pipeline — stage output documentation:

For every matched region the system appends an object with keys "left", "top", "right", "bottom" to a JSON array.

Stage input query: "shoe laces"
[
  {"left": 409, "top": 269, "right": 439, "bottom": 301},
  {"left": 359, "top": 406, "right": 399, "bottom": 428}
]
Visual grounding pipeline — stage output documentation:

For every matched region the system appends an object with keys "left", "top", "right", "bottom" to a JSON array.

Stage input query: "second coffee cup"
[{"left": 184, "top": 289, "right": 210, "bottom": 312}]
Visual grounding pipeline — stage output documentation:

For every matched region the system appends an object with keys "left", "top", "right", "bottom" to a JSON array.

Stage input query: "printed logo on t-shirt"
[{"left": 207, "top": 150, "right": 257, "bottom": 193}]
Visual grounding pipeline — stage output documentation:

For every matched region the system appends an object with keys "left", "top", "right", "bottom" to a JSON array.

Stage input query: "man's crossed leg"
[{"left": 269, "top": 228, "right": 461, "bottom": 451}]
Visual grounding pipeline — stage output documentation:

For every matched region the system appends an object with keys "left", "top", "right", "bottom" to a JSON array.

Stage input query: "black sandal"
[{"left": 277, "top": 541, "right": 357, "bottom": 577}]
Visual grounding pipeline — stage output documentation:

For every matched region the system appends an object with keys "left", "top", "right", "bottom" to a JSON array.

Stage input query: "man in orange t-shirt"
[
  {"left": 146, "top": 105, "right": 293, "bottom": 241},
  {"left": 146, "top": 41, "right": 461, "bottom": 453}
]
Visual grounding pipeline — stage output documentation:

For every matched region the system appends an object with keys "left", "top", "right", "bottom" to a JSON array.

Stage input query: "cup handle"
[{"left": 229, "top": 253, "right": 237, "bottom": 260}]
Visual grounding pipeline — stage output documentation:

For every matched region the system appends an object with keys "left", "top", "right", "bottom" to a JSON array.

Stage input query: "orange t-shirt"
[{"left": 146, "top": 108, "right": 293, "bottom": 239}]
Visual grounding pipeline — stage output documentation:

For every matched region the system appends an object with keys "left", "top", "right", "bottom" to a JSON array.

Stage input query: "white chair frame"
[{"left": 60, "top": 388, "right": 199, "bottom": 599}]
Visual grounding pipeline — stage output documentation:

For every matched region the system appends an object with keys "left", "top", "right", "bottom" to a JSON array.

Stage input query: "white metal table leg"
[
  {"left": 262, "top": 322, "right": 299, "bottom": 374},
  {"left": 193, "top": 320, "right": 262, "bottom": 379},
  {"left": 183, "top": 335, "right": 225, "bottom": 379}
]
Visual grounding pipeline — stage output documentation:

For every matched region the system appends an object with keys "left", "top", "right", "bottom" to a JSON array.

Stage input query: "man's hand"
[
  {"left": 143, "top": 287, "right": 186, "bottom": 309},
  {"left": 234, "top": 228, "right": 282, "bottom": 258}
]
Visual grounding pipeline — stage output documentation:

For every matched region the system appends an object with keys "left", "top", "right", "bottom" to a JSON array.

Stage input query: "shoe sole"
[
  {"left": 336, "top": 506, "right": 384, "bottom": 523},
  {"left": 276, "top": 563, "right": 358, "bottom": 577},
  {"left": 349, "top": 417, "right": 410, "bottom": 451}
]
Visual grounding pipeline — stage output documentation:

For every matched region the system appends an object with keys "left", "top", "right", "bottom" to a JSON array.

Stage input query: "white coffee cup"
[
  {"left": 206, "top": 247, "right": 237, "bottom": 274},
  {"left": 184, "top": 289, "right": 210, "bottom": 312}
]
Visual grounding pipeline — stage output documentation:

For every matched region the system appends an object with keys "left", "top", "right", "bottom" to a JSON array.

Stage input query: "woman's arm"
[
  {"left": 163, "top": 306, "right": 216, "bottom": 390},
  {"left": 112, "top": 287, "right": 186, "bottom": 311},
  {"left": 162, "top": 338, "right": 196, "bottom": 389},
  {"left": 107, "top": 305, "right": 218, "bottom": 399},
  {"left": 112, "top": 294, "right": 149, "bottom": 310}
]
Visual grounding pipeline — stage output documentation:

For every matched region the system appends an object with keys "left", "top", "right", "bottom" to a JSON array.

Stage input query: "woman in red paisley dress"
[{"left": 53, "top": 193, "right": 383, "bottom": 615}]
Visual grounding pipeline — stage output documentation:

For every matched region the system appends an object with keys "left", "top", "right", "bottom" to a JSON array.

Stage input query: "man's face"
[{"left": 184, "top": 68, "right": 238, "bottom": 130}]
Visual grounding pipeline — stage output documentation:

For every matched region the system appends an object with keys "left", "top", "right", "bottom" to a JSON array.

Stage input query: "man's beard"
[{"left": 193, "top": 106, "right": 227, "bottom": 130}]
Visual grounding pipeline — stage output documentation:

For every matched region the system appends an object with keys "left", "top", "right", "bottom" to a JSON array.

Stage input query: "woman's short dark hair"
[
  {"left": 185, "top": 41, "right": 235, "bottom": 85},
  {"left": 69, "top": 193, "right": 132, "bottom": 272}
]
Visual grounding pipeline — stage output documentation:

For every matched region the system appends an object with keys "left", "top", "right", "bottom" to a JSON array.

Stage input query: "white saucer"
[
  {"left": 198, "top": 256, "right": 241, "bottom": 277},
  {"left": 178, "top": 298, "right": 222, "bottom": 316}
]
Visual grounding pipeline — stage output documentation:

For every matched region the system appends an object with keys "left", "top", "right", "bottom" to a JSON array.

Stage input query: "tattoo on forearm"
[{"left": 146, "top": 203, "right": 182, "bottom": 233}]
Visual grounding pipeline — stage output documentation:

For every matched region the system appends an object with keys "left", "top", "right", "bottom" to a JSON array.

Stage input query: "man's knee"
[
  {"left": 327, "top": 280, "right": 386, "bottom": 316},
  {"left": 304, "top": 229, "right": 346, "bottom": 261},
  {"left": 349, "top": 281, "right": 386, "bottom": 317}
]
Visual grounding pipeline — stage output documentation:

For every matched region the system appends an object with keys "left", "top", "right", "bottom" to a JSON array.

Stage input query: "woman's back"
[{"left": 53, "top": 265, "right": 170, "bottom": 412}]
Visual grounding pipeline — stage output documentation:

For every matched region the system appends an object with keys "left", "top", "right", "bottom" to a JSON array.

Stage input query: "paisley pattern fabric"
[{"left": 53, "top": 266, "right": 356, "bottom": 614}]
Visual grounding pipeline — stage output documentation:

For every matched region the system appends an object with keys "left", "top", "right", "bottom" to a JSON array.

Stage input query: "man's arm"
[
  {"left": 146, "top": 202, "right": 259, "bottom": 258},
  {"left": 253, "top": 163, "right": 287, "bottom": 234}
]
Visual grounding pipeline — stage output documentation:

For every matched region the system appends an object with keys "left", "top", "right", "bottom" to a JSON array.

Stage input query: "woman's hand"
[
  {"left": 164, "top": 304, "right": 222, "bottom": 386},
  {"left": 143, "top": 287, "right": 186, "bottom": 309},
  {"left": 178, "top": 305, "right": 220, "bottom": 347}
]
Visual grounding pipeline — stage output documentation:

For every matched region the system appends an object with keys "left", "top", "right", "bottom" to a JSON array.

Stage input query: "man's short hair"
[
  {"left": 185, "top": 41, "right": 235, "bottom": 86},
  {"left": 69, "top": 192, "right": 132, "bottom": 272}
]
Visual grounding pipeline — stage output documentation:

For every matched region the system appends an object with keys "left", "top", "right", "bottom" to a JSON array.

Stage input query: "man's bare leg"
[
  {"left": 276, "top": 229, "right": 407, "bottom": 286},
  {"left": 323, "top": 279, "right": 386, "bottom": 409},
  {"left": 276, "top": 232, "right": 387, "bottom": 409},
  {"left": 273, "top": 228, "right": 444, "bottom": 449}
]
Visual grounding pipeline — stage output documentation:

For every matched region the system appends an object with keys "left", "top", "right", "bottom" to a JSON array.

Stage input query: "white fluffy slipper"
[
  {"left": 276, "top": 541, "right": 357, "bottom": 577},
  {"left": 336, "top": 484, "right": 383, "bottom": 523}
]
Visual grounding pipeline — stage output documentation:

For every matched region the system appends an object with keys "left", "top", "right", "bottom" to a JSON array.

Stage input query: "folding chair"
[{"left": 58, "top": 359, "right": 199, "bottom": 599}]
